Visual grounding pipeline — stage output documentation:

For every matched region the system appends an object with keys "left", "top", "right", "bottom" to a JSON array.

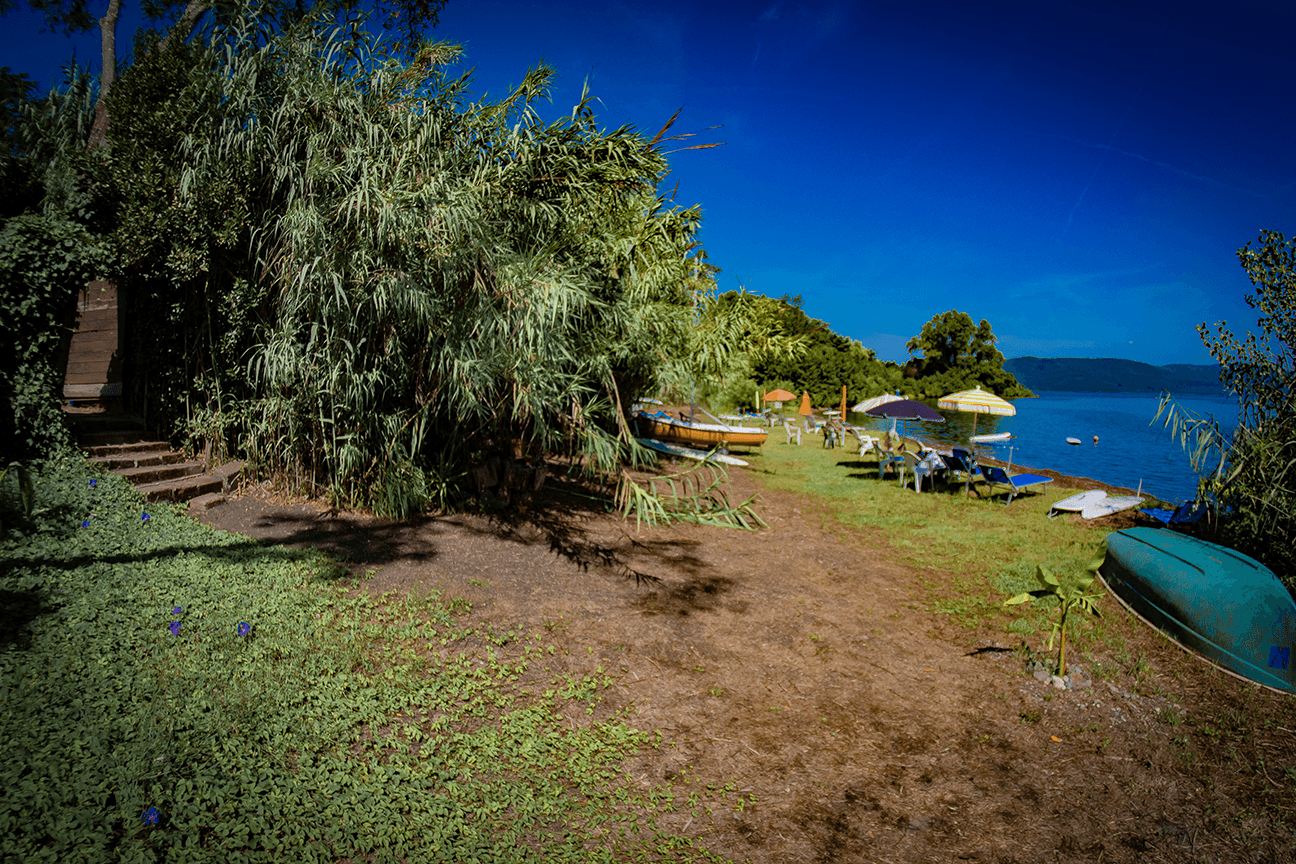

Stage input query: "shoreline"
[
  {"left": 907, "top": 435, "right": 1156, "bottom": 502},
  {"left": 649, "top": 406, "right": 1166, "bottom": 503}
]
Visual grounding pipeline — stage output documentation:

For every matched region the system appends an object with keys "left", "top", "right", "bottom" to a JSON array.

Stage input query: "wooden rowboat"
[
  {"left": 1101, "top": 528, "right": 1295, "bottom": 693},
  {"left": 634, "top": 413, "right": 769, "bottom": 448}
]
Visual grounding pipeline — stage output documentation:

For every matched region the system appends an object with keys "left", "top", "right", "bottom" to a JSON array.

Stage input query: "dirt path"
[{"left": 194, "top": 468, "right": 1296, "bottom": 864}]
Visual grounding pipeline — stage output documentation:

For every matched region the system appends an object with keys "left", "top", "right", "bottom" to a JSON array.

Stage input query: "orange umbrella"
[
  {"left": 763, "top": 388, "right": 795, "bottom": 403},
  {"left": 798, "top": 392, "right": 812, "bottom": 415}
]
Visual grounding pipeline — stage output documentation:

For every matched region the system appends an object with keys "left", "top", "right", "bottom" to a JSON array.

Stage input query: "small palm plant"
[{"left": 1005, "top": 550, "right": 1106, "bottom": 677}]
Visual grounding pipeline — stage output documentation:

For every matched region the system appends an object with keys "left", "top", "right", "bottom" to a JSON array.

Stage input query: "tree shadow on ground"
[
  {"left": 238, "top": 508, "right": 440, "bottom": 570},
  {"left": 465, "top": 477, "right": 716, "bottom": 585},
  {"left": 202, "top": 473, "right": 720, "bottom": 586},
  {"left": 0, "top": 587, "right": 59, "bottom": 650}
]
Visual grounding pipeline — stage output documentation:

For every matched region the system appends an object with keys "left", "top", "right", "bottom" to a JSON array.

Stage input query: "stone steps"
[
  {"left": 85, "top": 440, "right": 172, "bottom": 457},
  {"left": 134, "top": 473, "right": 226, "bottom": 504},
  {"left": 68, "top": 411, "right": 242, "bottom": 508},
  {"left": 89, "top": 449, "right": 188, "bottom": 470}
]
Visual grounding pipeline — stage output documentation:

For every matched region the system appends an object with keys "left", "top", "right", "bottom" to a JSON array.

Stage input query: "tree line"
[{"left": 694, "top": 292, "right": 1031, "bottom": 412}]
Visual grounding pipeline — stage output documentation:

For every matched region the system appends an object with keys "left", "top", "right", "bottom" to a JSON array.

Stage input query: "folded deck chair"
[
  {"left": 981, "top": 465, "right": 1053, "bottom": 506},
  {"left": 943, "top": 449, "right": 982, "bottom": 496},
  {"left": 1139, "top": 499, "right": 1208, "bottom": 528}
]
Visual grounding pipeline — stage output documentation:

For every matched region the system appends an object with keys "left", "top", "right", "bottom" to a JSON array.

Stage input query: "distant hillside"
[{"left": 1003, "top": 357, "right": 1223, "bottom": 394}]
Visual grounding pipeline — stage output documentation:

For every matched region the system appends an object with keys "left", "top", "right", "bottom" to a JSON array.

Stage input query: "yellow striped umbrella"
[{"left": 937, "top": 386, "right": 1016, "bottom": 440}]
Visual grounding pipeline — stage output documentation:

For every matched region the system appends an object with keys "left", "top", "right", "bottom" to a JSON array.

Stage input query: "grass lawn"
[{"left": 748, "top": 436, "right": 1117, "bottom": 644}]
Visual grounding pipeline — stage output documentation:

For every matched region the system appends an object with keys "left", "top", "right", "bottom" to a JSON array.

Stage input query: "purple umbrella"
[
  {"left": 863, "top": 399, "right": 945, "bottom": 440},
  {"left": 863, "top": 399, "right": 945, "bottom": 422}
]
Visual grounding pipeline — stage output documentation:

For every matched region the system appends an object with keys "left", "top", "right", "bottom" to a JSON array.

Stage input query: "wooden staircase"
[
  {"left": 69, "top": 410, "right": 243, "bottom": 510},
  {"left": 60, "top": 278, "right": 244, "bottom": 508}
]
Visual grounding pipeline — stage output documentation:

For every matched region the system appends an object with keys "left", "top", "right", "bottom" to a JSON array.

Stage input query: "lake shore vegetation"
[{"left": 1157, "top": 230, "right": 1295, "bottom": 590}]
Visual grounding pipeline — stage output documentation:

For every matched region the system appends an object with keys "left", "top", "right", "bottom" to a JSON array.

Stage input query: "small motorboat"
[
  {"left": 1066, "top": 437, "right": 1082, "bottom": 445},
  {"left": 970, "top": 432, "right": 1013, "bottom": 443},
  {"left": 1102, "top": 528, "right": 1295, "bottom": 693}
]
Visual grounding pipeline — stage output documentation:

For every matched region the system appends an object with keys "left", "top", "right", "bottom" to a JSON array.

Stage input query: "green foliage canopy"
[
  {"left": 903, "top": 310, "right": 1032, "bottom": 399},
  {"left": 735, "top": 293, "right": 901, "bottom": 410}
]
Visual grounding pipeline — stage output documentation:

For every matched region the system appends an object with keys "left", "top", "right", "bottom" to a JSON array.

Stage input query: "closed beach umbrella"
[
  {"left": 937, "top": 386, "right": 1015, "bottom": 440},
  {"left": 798, "top": 392, "right": 813, "bottom": 415}
]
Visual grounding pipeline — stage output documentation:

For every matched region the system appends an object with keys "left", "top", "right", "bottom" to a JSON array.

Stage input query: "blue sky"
[{"left": 4, "top": 0, "right": 1293, "bottom": 365}]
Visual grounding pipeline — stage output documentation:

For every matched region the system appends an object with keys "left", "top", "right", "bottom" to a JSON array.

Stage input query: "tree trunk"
[
  {"left": 158, "top": 0, "right": 210, "bottom": 55},
  {"left": 87, "top": 0, "right": 120, "bottom": 150},
  {"left": 87, "top": 0, "right": 210, "bottom": 150}
]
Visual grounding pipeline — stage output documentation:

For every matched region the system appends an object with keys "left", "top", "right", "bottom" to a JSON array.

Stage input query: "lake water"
[{"left": 847, "top": 391, "right": 1239, "bottom": 503}]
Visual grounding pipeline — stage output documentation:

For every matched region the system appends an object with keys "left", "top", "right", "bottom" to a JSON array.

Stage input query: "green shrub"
[
  {"left": 0, "top": 215, "right": 107, "bottom": 459},
  {"left": 1159, "top": 230, "right": 1296, "bottom": 588}
]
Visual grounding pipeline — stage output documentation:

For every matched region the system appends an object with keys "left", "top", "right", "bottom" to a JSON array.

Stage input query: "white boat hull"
[{"left": 636, "top": 438, "right": 749, "bottom": 466}]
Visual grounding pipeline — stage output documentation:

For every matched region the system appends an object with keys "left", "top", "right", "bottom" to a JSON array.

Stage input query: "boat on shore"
[
  {"left": 636, "top": 438, "right": 749, "bottom": 466},
  {"left": 634, "top": 411, "right": 769, "bottom": 448},
  {"left": 1101, "top": 528, "right": 1295, "bottom": 693},
  {"left": 1050, "top": 490, "right": 1144, "bottom": 519}
]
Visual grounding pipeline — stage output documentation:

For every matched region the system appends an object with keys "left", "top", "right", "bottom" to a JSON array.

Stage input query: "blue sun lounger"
[
  {"left": 1139, "top": 500, "right": 1208, "bottom": 528},
  {"left": 981, "top": 465, "right": 1053, "bottom": 506}
]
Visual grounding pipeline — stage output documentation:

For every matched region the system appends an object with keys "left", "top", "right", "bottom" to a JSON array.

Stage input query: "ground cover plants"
[{"left": 0, "top": 457, "right": 733, "bottom": 862}]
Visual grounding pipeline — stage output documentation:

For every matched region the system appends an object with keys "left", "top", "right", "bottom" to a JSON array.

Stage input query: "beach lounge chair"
[
  {"left": 1139, "top": 499, "right": 1208, "bottom": 528},
  {"left": 981, "top": 465, "right": 1054, "bottom": 506}
]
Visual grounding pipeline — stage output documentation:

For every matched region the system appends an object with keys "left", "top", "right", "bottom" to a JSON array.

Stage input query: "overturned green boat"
[{"left": 1101, "top": 528, "right": 1296, "bottom": 693}]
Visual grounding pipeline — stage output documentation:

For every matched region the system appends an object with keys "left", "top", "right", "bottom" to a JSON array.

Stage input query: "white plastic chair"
[{"left": 853, "top": 432, "right": 878, "bottom": 455}]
